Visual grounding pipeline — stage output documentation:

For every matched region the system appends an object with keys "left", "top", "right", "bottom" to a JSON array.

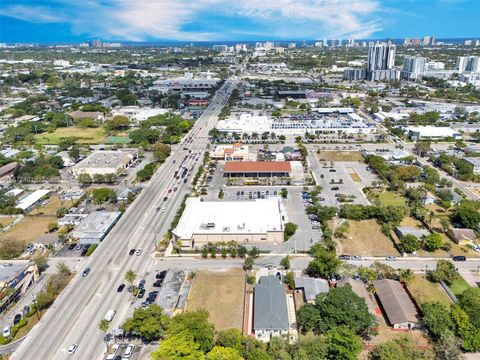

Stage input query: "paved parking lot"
[
  {"left": 308, "top": 150, "right": 371, "bottom": 206},
  {"left": 54, "top": 243, "right": 91, "bottom": 257}
]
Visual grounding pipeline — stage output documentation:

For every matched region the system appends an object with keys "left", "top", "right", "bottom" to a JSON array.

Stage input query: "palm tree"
[
  {"left": 99, "top": 319, "right": 110, "bottom": 353},
  {"left": 399, "top": 269, "right": 415, "bottom": 284},
  {"left": 124, "top": 270, "right": 137, "bottom": 288}
]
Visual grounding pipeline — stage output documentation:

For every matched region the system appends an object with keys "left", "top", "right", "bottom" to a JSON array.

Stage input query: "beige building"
[
  {"left": 71, "top": 149, "right": 138, "bottom": 177},
  {"left": 172, "top": 197, "right": 284, "bottom": 248},
  {"left": 211, "top": 143, "right": 250, "bottom": 161}
]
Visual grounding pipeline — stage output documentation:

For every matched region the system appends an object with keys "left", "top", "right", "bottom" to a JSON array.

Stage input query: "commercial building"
[
  {"left": 374, "top": 279, "right": 419, "bottom": 330},
  {"left": 404, "top": 126, "right": 462, "bottom": 141},
  {"left": 112, "top": 106, "right": 169, "bottom": 122},
  {"left": 224, "top": 161, "right": 292, "bottom": 178},
  {"left": 0, "top": 261, "right": 39, "bottom": 314},
  {"left": 217, "top": 112, "right": 374, "bottom": 136},
  {"left": 172, "top": 197, "right": 284, "bottom": 248},
  {"left": 401, "top": 56, "right": 426, "bottom": 80},
  {"left": 15, "top": 189, "right": 50, "bottom": 212},
  {"left": 211, "top": 143, "right": 250, "bottom": 161},
  {"left": 464, "top": 157, "right": 480, "bottom": 174},
  {"left": 71, "top": 211, "right": 121, "bottom": 244},
  {"left": 253, "top": 276, "right": 289, "bottom": 341},
  {"left": 72, "top": 149, "right": 138, "bottom": 177}
]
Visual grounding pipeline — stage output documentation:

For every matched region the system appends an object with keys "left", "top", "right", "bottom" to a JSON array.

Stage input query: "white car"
[
  {"left": 124, "top": 344, "right": 134, "bottom": 358},
  {"left": 3, "top": 326, "right": 10, "bottom": 338},
  {"left": 67, "top": 343, "right": 78, "bottom": 354},
  {"left": 135, "top": 249, "right": 143, "bottom": 256}
]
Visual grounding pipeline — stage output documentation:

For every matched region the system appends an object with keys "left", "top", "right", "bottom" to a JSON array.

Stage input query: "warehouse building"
[
  {"left": 71, "top": 149, "right": 138, "bottom": 177},
  {"left": 172, "top": 197, "right": 285, "bottom": 248}
]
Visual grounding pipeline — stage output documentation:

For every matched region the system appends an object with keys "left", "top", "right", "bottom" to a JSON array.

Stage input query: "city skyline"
[{"left": 1, "top": 0, "right": 480, "bottom": 43}]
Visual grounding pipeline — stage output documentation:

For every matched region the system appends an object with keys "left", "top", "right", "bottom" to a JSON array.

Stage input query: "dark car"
[
  {"left": 338, "top": 254, "right": 351, "bottom": 260},
  {"left": 137, "top": 288, "right": 145, "bottom": 299},
  {"left": 183, "top": 178, "right": 188, "bottom": 183},
  {"left": 149, "top": 291, "right": 159, "bottom": 297},
  {"left": 138, "top": 279, "right": 146, "bottom": 289},
  {"left": 22, "top": 306, "right": 30, "bottom": 317},
  {"left": 329, "top": 169, "right": 336, "bottom": 172},
  {"left": 163, "top": 197, "right": 168, "bottom": 201},
  {"left": 129, "top": 249, "right": 135, "bottom": 255},
  {"left": 153, "top": 280, "right": 163, "bottom": 287},
  {"left": 156, "top": 207, "right": 160, "bottom": 212},
  {"left": 156, "top": 271, "right": 167, "bottom": 279},
  {"left": 14, "top": 314, "right": 22, "bottom": 325},
  {"left": 68, "top": 243, "right": 76, "bottom": 250},
  {"left": 117, "top": 284, "right": 125, "bottom": 293},
  {"left": 331, "top": 186, "right": 339, "bottom": 191},
  {"left": 452, "top": 255, "right": 466, "bottom": 261},
  {"left": 82, "top": 268, "right": 91, "bottom": 277}
]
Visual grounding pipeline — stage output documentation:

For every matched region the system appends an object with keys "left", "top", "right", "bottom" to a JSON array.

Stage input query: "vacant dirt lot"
[
  {"left": 186, "top": 269, "right": 245, "bottom": 331},
  {"left": 0, "top": 196, "right": 63, "bottom": 244},
  {"left": 336, "top": 220, "right": 399, "bottom": 256},
  {"left": 317, "top": 151, "right": 364, "bottom": 162}
]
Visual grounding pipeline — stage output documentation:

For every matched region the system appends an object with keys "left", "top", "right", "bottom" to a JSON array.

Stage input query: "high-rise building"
[
  {"left": 456, "top": 56, "right": 480, "bottom": 73},
  {"left": 423, "top": 36, "right": 431, "bottom": 45},
  {"left": 367, "top": 43, "right": 396, "bottom": 72},
  {"left": 89, "top": 39, "right": 102, "bottom": 48},
  {"left": 323, "top": 39, "right": 328, "bottom": 47},
  {"left": 366, "top": 43, "right": 398, "bottom": 81},
  {"left": 401, "top": 55, "right": 426, "bottom": 80}
]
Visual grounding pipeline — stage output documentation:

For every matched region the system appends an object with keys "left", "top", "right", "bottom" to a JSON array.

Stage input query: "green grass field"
[
  {"left": 376, "top": 192, "right": 406, "bottom": 207},
  {"left": 34, "top": 127, "right": 105, "bottom": 144},
  {"left": 450, "top": 276, "right": 470, "bottom": 297}
]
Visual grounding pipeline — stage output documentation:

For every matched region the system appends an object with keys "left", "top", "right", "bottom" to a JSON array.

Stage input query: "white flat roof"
[
  {"left": 405, "top": 126, "right": 459, "bottom": 136},
  {"left": 16, "top": 190, "right": 50, "bottom": 211},
  {"left": 173, "top": 197, "right": 284, "bottom": 240}
]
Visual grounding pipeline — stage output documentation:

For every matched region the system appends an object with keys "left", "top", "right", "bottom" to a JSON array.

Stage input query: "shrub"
[{"left": 86, "top": 243, "right": 98, "bottom": 256}]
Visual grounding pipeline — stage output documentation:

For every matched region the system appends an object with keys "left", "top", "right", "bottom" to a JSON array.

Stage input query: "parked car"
[
  {"left": 137, "top": 288, "right": 145, "bottom": 298},
  {"left": 331, "top": 186, "right": 339, "bottom": 191},
  {"left": 153, "top": 280, "right": 162, "bottom": 287},
  {"left": 13, "top": 314, "right": 22, "bottom": 325},
  {"left": 351, "top": 256, "right": 362, "bottom": 261},
  {"left": 22, "top": 306, "right": 30, "bottom": 317},
  {"left": 338, "top": 254, "right": 350, "bottom": 260},
  {"left": 156, "top": 271, "right": 167, "bottom": 279},
  {"left": 138, "top": 279, "right": 146, "bottom": 289},
  {"left": 124, "top": 345, "right": 134, "bottom": 358},
  {"left": 2, "top": 327, "right": 10, "bottom": 338}
]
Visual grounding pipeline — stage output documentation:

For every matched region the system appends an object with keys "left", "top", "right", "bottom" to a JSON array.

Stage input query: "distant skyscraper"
[
  {"left": 323, "top": 39, "right": 328, "bottom": 47},
  {"left": 367, "top": 43, "right": 396, "bottom": 72},
  {"left": 423, "top": 36, "right": 431, "bottom": 45},
  {"left": 89, "top": 39, "right": 102, "bottom": 48}
]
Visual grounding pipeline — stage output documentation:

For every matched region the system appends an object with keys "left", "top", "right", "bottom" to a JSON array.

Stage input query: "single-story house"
[
  {"left": 447, "top": 228, "right": 477, "bottom": 245},
  {"left": 253, "top": 276, "right": 289, "bottom": 342},
  {"left": 395, "top": 226, "right": 430, "bottom": 239},
  {"left": 294, "top": 276, "right": 329, "bottom": 303},
  {"left": 0, "top": 162, "right": 19, "bottom": 180},
  {"left": 338, "top": 279, "right": 377, "bottom": 316},
  {"left": 374, "top": 279, "right": 419, "bottom": 330}
]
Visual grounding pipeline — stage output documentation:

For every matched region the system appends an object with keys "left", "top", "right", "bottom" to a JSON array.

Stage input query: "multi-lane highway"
[{"left": 12, "top": 76, "right": 240, "bottom": 360}]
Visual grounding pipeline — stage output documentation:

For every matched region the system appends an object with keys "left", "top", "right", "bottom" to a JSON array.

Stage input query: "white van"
[{"left": 104, "top": 309, "right": 116, "bottom": 322}]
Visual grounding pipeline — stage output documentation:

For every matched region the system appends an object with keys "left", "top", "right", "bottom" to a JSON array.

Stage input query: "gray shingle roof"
[
  {"left": 253, "top": 276, "right": 289, "bottom": 331},
  {"left": 295, "top": 276, "right": 329, "bottom": 302},
  {"left": 374, "top": 279, "right": 418, "bottom": 325}
]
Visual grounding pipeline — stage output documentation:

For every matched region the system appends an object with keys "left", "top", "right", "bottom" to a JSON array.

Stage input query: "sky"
[{"left": 0, "top": 0, "right": 479, "bottom": 43}]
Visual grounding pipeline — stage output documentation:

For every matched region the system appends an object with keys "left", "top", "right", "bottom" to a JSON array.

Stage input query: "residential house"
[
  {"left": 374, "top": 279, "right": 419, "bottom": 330},
  {"left": 447, "top": 228, "right": 477, "bottom": 245},
  {"left": 253, "top": 276, "right": 289, "bottom": 341}
]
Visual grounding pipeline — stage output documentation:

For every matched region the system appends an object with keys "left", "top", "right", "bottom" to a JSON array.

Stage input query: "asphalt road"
[{"left": 12, "top": 76, "right": 240, "bottom": 360}]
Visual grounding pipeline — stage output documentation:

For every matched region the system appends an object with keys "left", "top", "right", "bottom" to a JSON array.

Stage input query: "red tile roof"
[{"left": 224, "top": 161, "right": 291, "bottom": 173}]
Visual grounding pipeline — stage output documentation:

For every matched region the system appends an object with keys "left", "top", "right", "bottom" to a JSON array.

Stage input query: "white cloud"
[
  {"left": 1, "top": 4, "right": 63, "bottom": 23},
  {"left": 1, "top": 0, "right": 384, "bottom": 40}
]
